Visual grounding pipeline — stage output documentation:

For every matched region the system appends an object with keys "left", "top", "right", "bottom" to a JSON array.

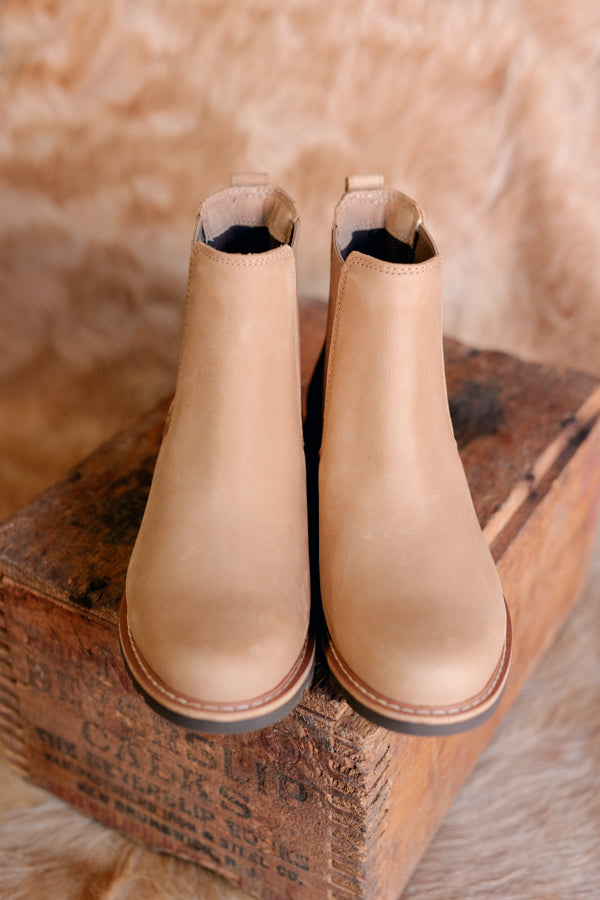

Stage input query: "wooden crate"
[{"left": 1, "top": 303, "right": 600, "bottom": 900}]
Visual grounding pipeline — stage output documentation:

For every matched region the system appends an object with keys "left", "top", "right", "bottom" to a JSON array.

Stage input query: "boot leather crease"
[
  {"left": 318, "top": 175, "right": 512, "bottom": 735},
  {"left": 120, "top": 175, "right": 315, "bottom": 733}
]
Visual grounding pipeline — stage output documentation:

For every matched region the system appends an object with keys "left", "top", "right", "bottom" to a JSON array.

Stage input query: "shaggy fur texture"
[{"left": 1, "top": 0, "right": 600, "bottom": 897}]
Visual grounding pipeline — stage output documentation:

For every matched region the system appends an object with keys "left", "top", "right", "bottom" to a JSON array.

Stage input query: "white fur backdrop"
[{"left": 1, "top": 1, "right": 600, "bottom": 897}]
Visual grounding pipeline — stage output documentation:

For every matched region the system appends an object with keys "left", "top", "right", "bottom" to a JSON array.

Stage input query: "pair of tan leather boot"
[{"left": 120, "top": 174, "right": 511, "bottom": 736}]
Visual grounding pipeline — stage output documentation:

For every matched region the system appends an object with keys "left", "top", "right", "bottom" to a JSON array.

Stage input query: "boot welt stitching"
[
  {"left": 328, "top": 615, "right": 510, "bottom": 718},
  {"left": 126, "top": 618, "right": 311, "bottom": 714}
]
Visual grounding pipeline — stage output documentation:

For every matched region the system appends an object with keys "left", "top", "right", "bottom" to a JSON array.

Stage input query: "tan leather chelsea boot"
[
  {"left": 311, "top": 175, "right": 511, "bottom": 735},
  {"left": 120, "top": 175, "right": 314, "bottom": 733}
]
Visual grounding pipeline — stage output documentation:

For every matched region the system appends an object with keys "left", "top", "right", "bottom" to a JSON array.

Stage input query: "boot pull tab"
[
  {"left": 342, "top": 174, "right": 424, "bottom": 252},
  {"left": 345, "top": 174, "right": 384, "bottom": 192},
  {"left": 230, "top": 173, "right": 297, "bottom": 247},
  {"left": 231, "top": 172, "right": 269, "bottom": 187}
]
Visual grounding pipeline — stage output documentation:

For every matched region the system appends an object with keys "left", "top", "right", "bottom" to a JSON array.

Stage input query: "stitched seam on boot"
[
  {"left": 322, "top": 252, "right": 442, "bottom": 441},
  {"left": 195, "top": 241, "right": 294, "bottom": 267},
  {"left": 337, "top": 191, "right": 423, "bottom": 239},
  {"left": 339, "top": 190, "right": 418, "bottom": 213},
  {"left": 328, "top": 619, "right": 510, "bottom": 718},
  {"left": 322, "top": 258, "right": 350, "bottom": 437},
  {"left": 347, "top": 253, "right": 442, "bottom": 278},
  {"left": 169, "top": 242, "right": 296, "bottom": 426},
  {"left": 169, "top": 247, "right": 199, "bottom": 421},
  {"left": 127, "top": 620, "right": 311, "bottom": 713}
]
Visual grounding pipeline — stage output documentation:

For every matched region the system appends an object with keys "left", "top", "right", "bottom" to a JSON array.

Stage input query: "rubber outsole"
[{"left": 327, "top": 668, "right": 508, "bottom": 736}]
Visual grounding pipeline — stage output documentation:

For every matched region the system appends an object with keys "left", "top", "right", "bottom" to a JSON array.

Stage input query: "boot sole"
[
  {"left": 119, "top": 594, "right": 315, "bottom": 734},
  {"left": 324, "top": 600, "right": 512, "bottom": 736}
]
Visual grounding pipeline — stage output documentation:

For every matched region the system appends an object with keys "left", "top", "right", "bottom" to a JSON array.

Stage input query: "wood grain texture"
[{"left": 1, "top": 302, "right": 599, "bottom": 899}]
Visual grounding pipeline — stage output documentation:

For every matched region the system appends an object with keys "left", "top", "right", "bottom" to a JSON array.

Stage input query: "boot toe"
[
  {"left": 121, "top": 587, "right": 313, "bottom": 730},
  {"left": 134, "top": 623, "right": 307, "bottom": 708},
  {"left": 327, "top": 586, "right": 510, "bottom": 726}
]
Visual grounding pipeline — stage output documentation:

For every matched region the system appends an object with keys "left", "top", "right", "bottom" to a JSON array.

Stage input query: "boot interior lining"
[
  {"left": 197, "top": 188, "right": 297, "bottom": 251},
  {"left": 207, "top": 225, "right": 283, "bottom": 254},
  {"left": 341, "top": 226, "right": 435, "bottom": 264},
  {"left": 341, "top": 228, "right": 415, "bottom": 263}
]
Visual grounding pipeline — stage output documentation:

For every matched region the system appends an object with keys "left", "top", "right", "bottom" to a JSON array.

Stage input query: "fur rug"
[{"left": 1, "top": 0, "right": 600, "bottom": 897}]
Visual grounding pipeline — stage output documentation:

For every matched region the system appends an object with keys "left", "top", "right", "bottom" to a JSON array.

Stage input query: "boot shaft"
[
  {"left": 322, "top": 177, "right": 450, "bottom": 482},
  {"left": 169, "top": 177, "right": 304, "bottom": 486}
]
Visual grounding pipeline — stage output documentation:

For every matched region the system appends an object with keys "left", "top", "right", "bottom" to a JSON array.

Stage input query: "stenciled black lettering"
[
  {"left": 35, "top": 727, "right": 78, "bottom": 760},
  {"left": 82, "top": 720, "right": 110, "bottom": 752},
  {"left": 278, "top": 772, "right": 307, "bottom": 803},
  {"left": 223, "top": 746, "right": 251, "bottom": 786},
  {"left": 114, "top": 739, "right": 143, "bottom": 770},
  {"left": 185, "top": 732, "right": 217, "bottom": 769},
  {"left": 219, "top": 785, "right": 251, "bottom": 819},
  {"left": 177, "top": 764, "right": 209, "bottom": 800}
]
